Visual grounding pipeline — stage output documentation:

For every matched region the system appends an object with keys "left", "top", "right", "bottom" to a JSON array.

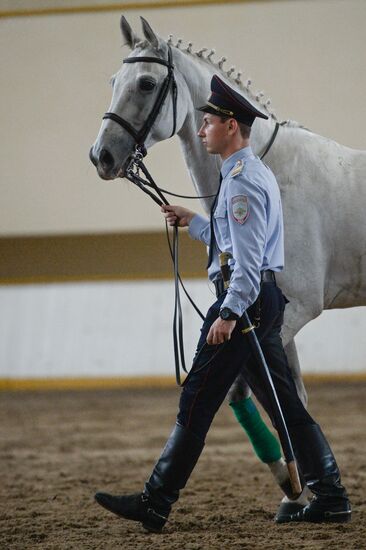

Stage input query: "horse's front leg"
[{"left": 284, "top": 338, "right": 308, "bottom": 407}]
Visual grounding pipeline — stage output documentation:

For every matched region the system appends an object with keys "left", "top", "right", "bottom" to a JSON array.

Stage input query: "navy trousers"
[{"left": 177, "top": 282, "right": 314, "bottom": 441}]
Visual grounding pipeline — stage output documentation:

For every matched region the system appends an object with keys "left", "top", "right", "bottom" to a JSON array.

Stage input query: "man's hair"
[{"left": 219, "top": 116, "right": 251, "bottom": 139}]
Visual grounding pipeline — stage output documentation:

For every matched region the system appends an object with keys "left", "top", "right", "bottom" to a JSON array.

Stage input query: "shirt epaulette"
[{"left": 230, "top": 159, "right": 244, "bottom": 177}]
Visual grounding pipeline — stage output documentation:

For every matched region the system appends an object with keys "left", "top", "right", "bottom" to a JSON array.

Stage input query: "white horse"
[
  {"left": 91, "top": 16, "right": 366, "bottom": 401},
  {"left": 90, "top": 16, "right": 366, "bottom": 509}
]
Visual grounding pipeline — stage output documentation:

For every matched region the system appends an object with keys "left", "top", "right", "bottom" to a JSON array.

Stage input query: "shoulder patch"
[
  {"left": 231, "top": 195, "right": 249, "bottom": 224},
  {"left": 230, "top": 159, "right": 244, "bottom": 177}
]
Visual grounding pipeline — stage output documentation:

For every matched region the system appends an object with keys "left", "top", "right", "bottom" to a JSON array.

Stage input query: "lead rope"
[
  {"left": 125, "top": 150, "right": 207, "bottom": 385},
  {"left": 127, "top": 150, "right": 206, "bottom": 317},
  {"left": 172, "top": 225, "right": 186, "bottom": 382}
]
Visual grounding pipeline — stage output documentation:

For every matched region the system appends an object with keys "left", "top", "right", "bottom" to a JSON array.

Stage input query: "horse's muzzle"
[{"left": 89, "top": 145, "right": 122, "bottom": 180}]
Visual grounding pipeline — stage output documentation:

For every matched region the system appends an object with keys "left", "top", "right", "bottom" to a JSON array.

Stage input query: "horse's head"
[{"left": 90, "top": 16, "right": 188, "bottom": 180}]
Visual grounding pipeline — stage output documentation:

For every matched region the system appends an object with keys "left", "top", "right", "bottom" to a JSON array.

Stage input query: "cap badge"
[
  {"left": 232, "top": 195, "right": 249, "bottom": 224},
  {"left": 206, "top": 101, "right": 234, "bottom": 117}
]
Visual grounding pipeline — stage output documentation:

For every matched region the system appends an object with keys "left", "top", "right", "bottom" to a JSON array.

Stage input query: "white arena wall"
[
  {"left": 0, "top": 280, "right": 365, "bottom": 381},
  {"left": 1, "top": 0, "right": 365, "bottom": 384}
]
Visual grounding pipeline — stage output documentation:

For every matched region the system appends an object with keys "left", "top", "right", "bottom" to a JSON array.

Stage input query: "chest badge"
[
  {"left": 230, "top": 160, "right": 244, "bottom": 177},
  {"left": 232, "top": 195, "right": 249, "bottom": 224}
]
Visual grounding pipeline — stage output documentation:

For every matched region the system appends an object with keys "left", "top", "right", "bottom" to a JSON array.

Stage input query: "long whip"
[{"left": 219, "top": 251, "right": 302, "bottom": 498}]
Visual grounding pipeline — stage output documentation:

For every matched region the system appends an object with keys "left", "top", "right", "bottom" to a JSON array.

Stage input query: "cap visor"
[{"left": 195, "top": 105, "right": 224, "bottom": 116}]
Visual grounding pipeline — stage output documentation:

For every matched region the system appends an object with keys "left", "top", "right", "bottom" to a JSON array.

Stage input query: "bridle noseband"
[{"left": 103, "top": 45, "right": 177, "bottom": 156}]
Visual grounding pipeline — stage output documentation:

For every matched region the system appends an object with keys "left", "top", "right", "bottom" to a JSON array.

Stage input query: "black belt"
[
  {"left": 261, "top": 269, "right": 276, "bottom": 283},
  {"left": 213, "top": 269, "right": 276, "bottom": 298}
]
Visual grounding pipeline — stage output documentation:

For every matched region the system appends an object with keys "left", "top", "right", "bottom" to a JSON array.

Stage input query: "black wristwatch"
[{"left": 219, "top": 307, "right": 239, "bottom": 321}]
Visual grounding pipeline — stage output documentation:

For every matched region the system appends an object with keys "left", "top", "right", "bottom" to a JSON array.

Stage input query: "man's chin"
[{"left": 205, "top": 146, "right": 219, "bottom": 155}]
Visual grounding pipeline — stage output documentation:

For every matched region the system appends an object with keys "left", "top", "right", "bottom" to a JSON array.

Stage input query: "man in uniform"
[{"left": 95, "top": 75, "right": 351, "bottom": 531}]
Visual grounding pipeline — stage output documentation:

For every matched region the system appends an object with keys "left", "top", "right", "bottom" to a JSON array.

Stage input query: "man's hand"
[
  {"left": 207, "top": 318, "right": 237, "bottom": 345},
  {"left": 161, "top": 205, "right": 195, "bottom": 227}
]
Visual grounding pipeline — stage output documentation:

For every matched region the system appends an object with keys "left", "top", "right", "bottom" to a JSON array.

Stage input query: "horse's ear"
[
  {"left": 120, "top": 15, "right": 140, "bottom": 49},
  {"left": 140, "top": 17, "right": 161, "bottom": 50}
]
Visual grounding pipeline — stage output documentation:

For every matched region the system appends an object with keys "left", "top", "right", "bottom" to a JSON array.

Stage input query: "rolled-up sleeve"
[
  {"left": 221, "top": 178, "right": 267, "bottom": 317},
  {"left": 188, "top": 214, "right": 211, "bottom": 246}
]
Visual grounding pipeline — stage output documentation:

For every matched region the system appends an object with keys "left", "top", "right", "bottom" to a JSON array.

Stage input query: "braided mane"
[
  {"left": 166, "top": 34, "right": 278, "bottom": 122},
  {"left": 132, "top": 35, "right": 307, "bottom": 130},
  {"left": 169, "top": 36, "right": 308, "bottom": 130}
]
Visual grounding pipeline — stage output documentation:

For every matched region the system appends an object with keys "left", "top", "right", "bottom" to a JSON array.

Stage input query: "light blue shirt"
[{"left": 189, "top": 146, "right": 284, "bottom": 316}]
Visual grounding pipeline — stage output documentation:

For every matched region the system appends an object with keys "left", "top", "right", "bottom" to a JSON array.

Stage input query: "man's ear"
[{"left": 228, "top": 118, "right": 238, "bottom": 134}]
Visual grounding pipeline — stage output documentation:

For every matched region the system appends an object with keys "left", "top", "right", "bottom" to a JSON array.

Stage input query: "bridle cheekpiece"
[{"left": 103, "top": 45, "right": 177, "bottom": 161}]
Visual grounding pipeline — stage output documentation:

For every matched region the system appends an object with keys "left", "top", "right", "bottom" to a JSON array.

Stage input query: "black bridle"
[
  {"left": 101, "top": 46, "right": 282, "bottom": 385},
  {"left": 103, "top": 46, "right": 196, "bottom": 385},
  {"left": 103, "top": 45, "right": 178, "bottom": 157}
]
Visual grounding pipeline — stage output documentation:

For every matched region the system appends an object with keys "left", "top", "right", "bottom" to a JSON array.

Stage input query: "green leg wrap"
[{"left": 230, "top": 397, "right": 281, "bottom": 464}]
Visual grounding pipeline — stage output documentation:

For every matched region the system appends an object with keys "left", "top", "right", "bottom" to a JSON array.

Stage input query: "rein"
[
  {"left": 125, "top": 148, "right": 205, "bottom": 385},
  {"left": 103, "top": 45, "right": 199, "bottom": 384},
  {"left": 260, "top": 121, "right": 287, "bottom": 161},
  {"left": 102, "top": 46, "right": 282, "bottom": 384}
]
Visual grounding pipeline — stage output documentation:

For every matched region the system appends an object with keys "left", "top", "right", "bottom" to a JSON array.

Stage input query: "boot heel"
[
  {"left": 324, "top": 510, "right": 352, "bottom": 523},
  {"left": 142, "top": 507, "right": 169, "bottom": 533}
]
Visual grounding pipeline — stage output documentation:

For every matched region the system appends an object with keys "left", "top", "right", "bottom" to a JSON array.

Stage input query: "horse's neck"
[
  {"left": 174, "top": 49, "right": 276, "bottom": 212},
  {"left": 177, "top": 112, "right": 221, "bottom": 212}
]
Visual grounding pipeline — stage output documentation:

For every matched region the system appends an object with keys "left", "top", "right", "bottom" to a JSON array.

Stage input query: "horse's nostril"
[{"left": 99, "top": 148, "right": 115, "bottom": 170}]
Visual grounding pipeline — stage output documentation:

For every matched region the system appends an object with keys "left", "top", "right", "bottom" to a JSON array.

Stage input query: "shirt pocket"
[{"left": 213, "top": 203, "right": 231, "bottom": 249}]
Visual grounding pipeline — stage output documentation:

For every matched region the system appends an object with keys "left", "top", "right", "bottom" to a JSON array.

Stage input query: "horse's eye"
[{"left": 139, "top": 77, "right": 156, "bottom": 91}]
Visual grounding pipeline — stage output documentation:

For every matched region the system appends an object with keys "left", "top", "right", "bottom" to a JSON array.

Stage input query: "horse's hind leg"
[
  {"left": 227, "top": 371, "right": 298, "bottom": 499},
  {"left": 228, "top": 372, "right": 281, "bottom": 465},
  {"left": 228, "top": 358, "right": 314, "bottom": 508}
]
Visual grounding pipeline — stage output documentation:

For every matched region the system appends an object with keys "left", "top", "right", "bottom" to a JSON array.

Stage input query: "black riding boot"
[
  {"left": 276, "top": 423, "right": 351, "bottom": 523},
  {"left": 95, "top": 423, "right": 204, "bottom": 533}
]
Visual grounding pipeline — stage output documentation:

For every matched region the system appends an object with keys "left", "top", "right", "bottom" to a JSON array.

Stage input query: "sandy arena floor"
[{"left": 1, "top": 382, "right": 365, "bottom": 549}]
